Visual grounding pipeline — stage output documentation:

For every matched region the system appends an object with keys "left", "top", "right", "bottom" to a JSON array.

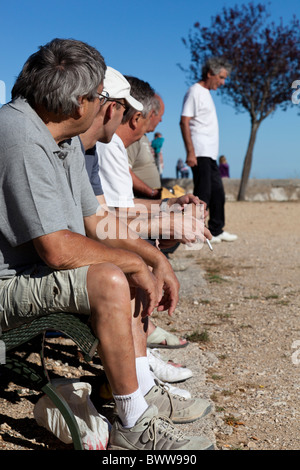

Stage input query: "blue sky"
[{"left": 0, "top": 0, "right": 299, "bottom": 179}]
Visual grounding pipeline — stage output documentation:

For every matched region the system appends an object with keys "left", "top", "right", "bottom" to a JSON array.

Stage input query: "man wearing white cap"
[
  {"left": 79, "top": 69, "right": 214, "bottom": 450},
  {"left": 94, "top": 73, "right": 153, "bottom": 209},
  {"left": 80, "top": 67, "right": 139, "bottom": 202}
]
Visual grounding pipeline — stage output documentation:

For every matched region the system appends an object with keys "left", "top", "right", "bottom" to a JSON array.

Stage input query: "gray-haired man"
[
  {"left": 180, "top": 56, "right": 237, "bottom": 243},
  {"left": 0, "top": 40, "right": 213, "bottom": 450}
]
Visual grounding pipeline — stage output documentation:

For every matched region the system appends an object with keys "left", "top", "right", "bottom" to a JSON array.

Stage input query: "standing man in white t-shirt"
[{"left": 180, "top": 57, "right": 237, "bottom": 243}]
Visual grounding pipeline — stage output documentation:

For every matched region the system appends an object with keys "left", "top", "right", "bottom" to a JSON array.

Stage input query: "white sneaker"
[
  {"left": 214, "top": 231, "right": 238, "bottom": 242},
  {"left": 109, "top": 405, "right": 214, "bottom": 450},
  {"left": 150, "top": 371, "right": 191, "bottom": 399},
  {"left": 147, "top": 348, "right": 193, "bottom": 383}
]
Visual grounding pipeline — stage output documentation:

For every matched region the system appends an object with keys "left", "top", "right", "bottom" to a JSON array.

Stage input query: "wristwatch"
[{"left": 160, "top": 198, "right": 170, "bottom": 212}]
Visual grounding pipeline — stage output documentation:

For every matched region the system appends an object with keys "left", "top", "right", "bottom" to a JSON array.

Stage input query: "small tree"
[{"left": 180, "top": 2, "right": 300, "bottom": 200}]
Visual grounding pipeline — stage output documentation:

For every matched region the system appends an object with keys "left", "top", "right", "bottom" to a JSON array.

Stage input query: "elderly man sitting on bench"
[{"left": 0, "top": 38, "right": 213, "bottom": 451}]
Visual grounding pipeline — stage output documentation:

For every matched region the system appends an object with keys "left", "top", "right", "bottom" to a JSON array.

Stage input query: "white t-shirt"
[
  {"left": 181, "top": 83, "right": 219, "bottom": 160},
  {"left": 96, "top": 133, "right": 135, "bottom": 208}
]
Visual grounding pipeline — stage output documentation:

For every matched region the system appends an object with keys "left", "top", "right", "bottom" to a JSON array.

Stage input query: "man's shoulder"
[
  {"left": 96, "top": 133, "right": 127, "bottom": 166},
  {"left": 127, "top": 138, "right": 141, "bottom": 153},
  {"left": 0, "top": 99, "right": 27, "bottom": 130},
  {"left": 0, "top": 98, "right": 50, "bottom": 146},
  {"left": 127, "top": 135, "right": 148, "bottom": 153},
  {"left": 188, "top": 82, "right": 208, "bottom": 95},
  {"left": 105, "top": 133, "right": 125, "bottom": 150},
  {"left": 0, "top": 106, "right": 32, "bottom": 155}
]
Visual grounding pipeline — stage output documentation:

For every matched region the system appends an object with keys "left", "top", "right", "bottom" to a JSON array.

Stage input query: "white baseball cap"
[{"left": 103, "top": 66, "right": 143, "bottom": 111}]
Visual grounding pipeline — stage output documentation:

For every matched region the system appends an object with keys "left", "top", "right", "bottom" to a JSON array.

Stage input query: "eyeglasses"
[
  {"left": 107, "top": 98, "right": 127, "bottom": 111},
  {"left": 96, "top": 90, "right": 109, "bottom": 106}
]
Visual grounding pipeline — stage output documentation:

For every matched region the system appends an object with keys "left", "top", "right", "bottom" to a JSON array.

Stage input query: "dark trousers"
[{"left": 192, "top": 157, "right": 225, "bottom": 236}]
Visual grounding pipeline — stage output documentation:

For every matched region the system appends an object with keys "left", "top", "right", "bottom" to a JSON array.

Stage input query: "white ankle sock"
[
  {"left": 135, "top": 356, "right": 155, "bottom": 396},
  {"left": 113, "top": 387, "right": 148, "bottom": 429}
]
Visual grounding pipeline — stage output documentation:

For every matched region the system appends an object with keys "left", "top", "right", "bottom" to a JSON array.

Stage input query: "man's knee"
[
  {"left": 87, "top": 263, "right": 130, "bottom": 302},
  {"left": 87, "top": 262, "right": 129, "bottom": 289},
  {"left": 87, "top": 264, "right": 132, "bottom": 335}
]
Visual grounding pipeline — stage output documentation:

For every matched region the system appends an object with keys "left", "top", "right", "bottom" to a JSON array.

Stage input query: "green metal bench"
[{"left": 0, "top": 313, "right": 99, "bottom": 450}]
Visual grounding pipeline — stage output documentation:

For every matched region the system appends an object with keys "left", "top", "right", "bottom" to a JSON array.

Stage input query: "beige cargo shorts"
[{"left": 0, "top": 264, "right": 91, "bottom": 332}]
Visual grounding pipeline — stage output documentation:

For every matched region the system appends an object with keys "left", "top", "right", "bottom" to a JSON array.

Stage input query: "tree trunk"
[{"left": 237, "top": 120, "right": 260, "bottom": 201}]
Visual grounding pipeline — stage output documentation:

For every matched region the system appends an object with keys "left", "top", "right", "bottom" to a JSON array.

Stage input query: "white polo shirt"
[
  {"left": 181, "top": 83, "right": 219, "bottom": 160},
  {"left": 96, "top": 133, "right": 135, "bottom": 208}
]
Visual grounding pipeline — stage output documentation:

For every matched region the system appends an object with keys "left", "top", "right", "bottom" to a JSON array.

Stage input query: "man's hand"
[
  {"left": 166, "top": 195, "right": 209, "bottom": 223},
  {"left": 186, "top": 151, "right": 198, "bottom": 168},
  {"left": 159, "top": 198, "right": 211, "bottom": 244},
  {"left": 126, "top": 260, "right": 160, "bottom": 318},
  {"left": 151, "top": 256, "right": 180, "bottom": 317},
  {"left": 167, "top": 194, "right": 206, "bottom": 211}
]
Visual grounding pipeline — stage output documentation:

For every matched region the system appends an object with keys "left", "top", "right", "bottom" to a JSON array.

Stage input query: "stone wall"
[{"left": 161, "top": 178, "right": 300, "bottom": 202}]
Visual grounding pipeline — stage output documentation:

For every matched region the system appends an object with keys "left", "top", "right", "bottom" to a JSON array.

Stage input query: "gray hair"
[
  {"left": 122, "top": 76, "right": 155, "bottom": 123},
  {"left": 202, "top": 57, "right": 232, "bottom": 80},
  {"left": 12, "top": 38, "right": 106, "bottom": 115},
  {"left": 151, "top": 94, "right": 162, "bottom": 115}
]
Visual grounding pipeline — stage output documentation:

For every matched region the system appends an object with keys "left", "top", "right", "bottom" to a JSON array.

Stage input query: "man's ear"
[
  {"left": 130, "top": 111, "right": 142, "bottom": 130},
  {"left": 102, "top": 101, "right": 114, "bottom": 125},
  {"left": 75, "top": 96, "right": 86, "bottom": 118},
  {"left": 149, "top": 109, "right": 156, "bottom": 119},
  {"left": 106, "top": 101, "right": 115, "bottom": 119}
]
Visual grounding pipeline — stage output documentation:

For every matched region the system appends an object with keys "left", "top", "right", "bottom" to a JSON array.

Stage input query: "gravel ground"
[{"left": 1, "top": 201, "right": 300, "bottom": 451}]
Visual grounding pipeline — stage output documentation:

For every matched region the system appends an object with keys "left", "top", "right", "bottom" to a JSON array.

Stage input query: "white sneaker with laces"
[
  {"left": 147, "top": 348, "right": 193, "bottom": 383},
  {"left": 108, "top": 405, "right": 214, "bottom": 450}
]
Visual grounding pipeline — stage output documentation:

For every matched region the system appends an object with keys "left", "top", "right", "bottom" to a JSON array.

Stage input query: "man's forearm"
[
  {"left": 129, "top": 168, "right": 159, "bottom": 199},
  {"left": 33, "top": 229, "right": 145, "bottom": 275},
  {"left": 85, "top": 211, "right": 165, "bottom": 269},
  {"left": 180, "top": 117, "right": 195, "bottom": 156}
]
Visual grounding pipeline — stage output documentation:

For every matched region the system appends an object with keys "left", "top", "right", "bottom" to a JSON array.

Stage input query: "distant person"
[
  {"left": 219, "top": 155, "right": 230, "bottom": 178},
  {"left": 176, "top": 158, "right": 189, "bottom": 178},
  {"left": 180, "top": 56, "right": 237, "bottom": 244},
  {"left": 151, "top": 132, "right": 164, "bottom": 176}
]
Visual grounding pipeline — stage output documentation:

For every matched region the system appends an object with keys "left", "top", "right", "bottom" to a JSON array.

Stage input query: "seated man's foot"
[
  {"left": 144, "top": 382, "right": 212, "bottom": 424},
  {"left": 147, "top": 348, "right": 193, "bottom": 383},
  {"left": 108, "top": 405, "right": 214, "bottom": 450},
  {"left": 147, "top": 326, "right": 188, "bottom": 349}
]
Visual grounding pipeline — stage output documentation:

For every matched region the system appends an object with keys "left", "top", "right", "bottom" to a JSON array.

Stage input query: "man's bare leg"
[
  {"left": 130, "top": 289, "right": 156, "bottom": 396},
  {"left": 86, "top": 263, "right": 148, "bottom": 428},
  {"left": 87, "top": 262, "right": 138, "bottom": 395}
]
